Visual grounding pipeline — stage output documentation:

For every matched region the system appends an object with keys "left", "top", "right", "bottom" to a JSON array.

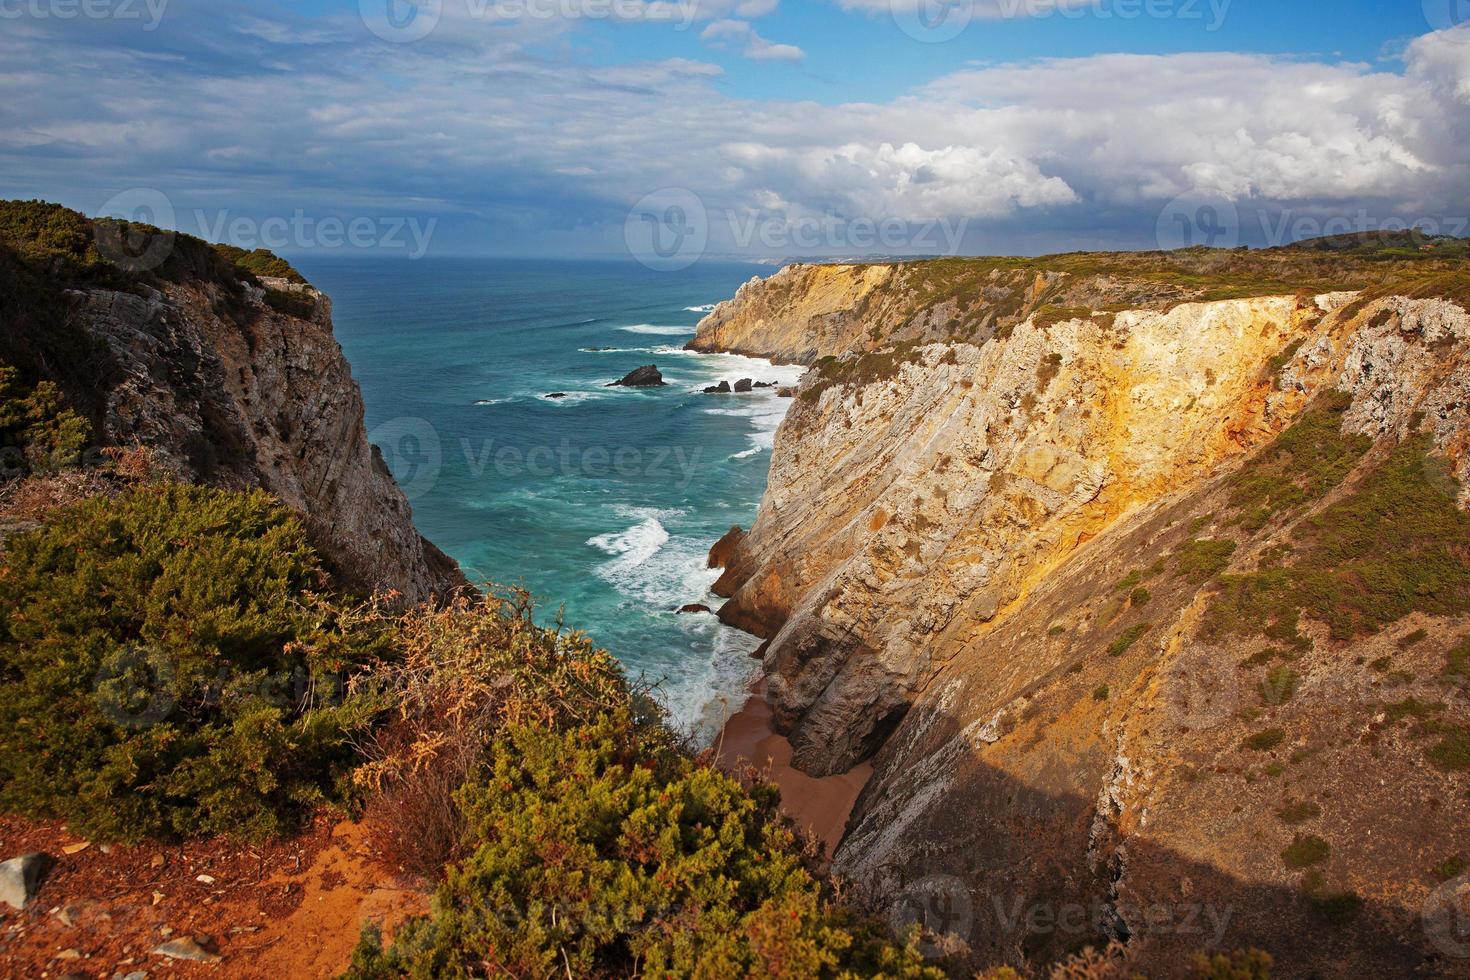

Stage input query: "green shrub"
[
  {"left": 1207, "top": 435, "right": 1470, "bottom": 647},
  {"left": 1244, "top": 728, "right": 1286, "bottom": 752},
  {"left": 1281, "top": 834, "right": 1331, "bottom": 869},
  {"left": 1107, "top": 623, "right": 1151, "bottom": 657},
  {"left": 0, "top": 363, "right": 91, "bottom": 475},
  {"left": 1427, "top": 726, "right": 1470, "bottom": 772},
  {"left": 0, "top": 484, "right": 388, "bottom": 842},
  {"left": 1446, "top": 638, "right": 1470, "bottom": 687},
  {"left": 1129, "top": 587, "right": 1152, "bottom": 608},
  {"left": 354, "top": 592, "right": 654, "bottom": 879},
  {"left": 1433, "top": 855, "right": 1466, "bottom": 883},
  {"left": 344, "top": 712, "right": 940, "bottom": 979},
  {"left": 1398, "top": 628, "right": 1428, "bottom": 649},
  {"left": 1093, "top": 685, "right": 1110, "bottom": 701},
  {"left": 1177, "top": 538, "right": 1238, "bottom": 582},
  {"left": 214, "top": 244, "right": 306, "bottom": 284},
  {"left": 265, "top": 287, "right": 317, "bottom": 319}
]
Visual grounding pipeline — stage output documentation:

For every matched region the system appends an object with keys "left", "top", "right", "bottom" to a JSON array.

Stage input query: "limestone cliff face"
[
  {"left": 68, "top": 275, "right": 461, "bottom": 604},
  {"left": 700, "top": 257, "right": 1470, "bottom": 975}
]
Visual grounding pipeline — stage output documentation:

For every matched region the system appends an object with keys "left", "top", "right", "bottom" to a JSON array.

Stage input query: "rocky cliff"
[
  {"left": 696, "top": 242, "right": 1470, "bottom": 975},
  {"left": 0, "top": 202, "right": 461, "bottom": 603}
]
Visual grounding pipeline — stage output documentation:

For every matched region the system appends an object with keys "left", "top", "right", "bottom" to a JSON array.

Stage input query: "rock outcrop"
[
  {"left": 0, "top": 207, "right": 463, "bottom": 605},
  {"left": 608, "top": 365, "right": 666, "bottom": 387},
  {"left": 699, "top": 248, "right": 1470, "bottom": 975}
]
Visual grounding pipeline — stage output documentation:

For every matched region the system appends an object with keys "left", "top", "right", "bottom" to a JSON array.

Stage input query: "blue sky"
[{"left": 2, "top": 0, "right": 1468, "bottom": 260}]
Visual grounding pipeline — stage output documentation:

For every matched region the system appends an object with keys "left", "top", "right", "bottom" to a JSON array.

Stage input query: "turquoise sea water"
[{"left": 295, "top": 257, "right": 798, "bottom": 740}]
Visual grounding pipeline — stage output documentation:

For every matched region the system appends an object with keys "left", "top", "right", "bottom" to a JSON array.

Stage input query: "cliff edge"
[
  {"left": 696, "top": 241, "right": 1470, "bottom": 975},
  {"left": 0, "top": 201, "right": 462, "bottom": 603}
]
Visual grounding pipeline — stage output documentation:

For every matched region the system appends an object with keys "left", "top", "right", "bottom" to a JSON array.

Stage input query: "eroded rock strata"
[
  {"left": 695, "top": 249, "right": 1470, "bottom": 975},
  {"left": 15, "top": 259, "right": 462, "bottom": 604}
]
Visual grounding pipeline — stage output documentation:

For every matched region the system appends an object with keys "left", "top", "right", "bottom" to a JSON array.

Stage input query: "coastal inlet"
[{"left": 305, "top": 256, "right": 803, "bottom": 741}]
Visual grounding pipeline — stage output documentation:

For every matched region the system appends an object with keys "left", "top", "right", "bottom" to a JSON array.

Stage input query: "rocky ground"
[{"left": 0, "top": 816, "right": 426, "bottom": 978}]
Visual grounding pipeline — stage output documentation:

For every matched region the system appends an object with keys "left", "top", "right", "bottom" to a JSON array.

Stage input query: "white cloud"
[
  {"left": 1, "top": 8, "right": 1466, "bottom": 257},
  {"left": 700, "top": 19, "right": 805, "bottom": 60}
]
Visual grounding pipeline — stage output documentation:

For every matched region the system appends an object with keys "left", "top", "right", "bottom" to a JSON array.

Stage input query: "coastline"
[{"left": 713, "top": 680, "right": 872, "bottom": 861}]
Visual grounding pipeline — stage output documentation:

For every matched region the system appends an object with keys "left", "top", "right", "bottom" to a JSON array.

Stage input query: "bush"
[
  {"left": 1244, "top": 728, "right": 1286, "bottom": 752},
  {"left": 0, "top": 484, "right": 389, "bottom": 842},
  {"left": 1281, "top": 834, "right": 1331, "bottom": 869},
  {"left": 353, "top": 592, "right": 656, "bottom": 879},
  {"left": 1176, "top": 538, "right": 1238, "bottom": 582},
  {"left": 0, "top": 363, "right": 91, "bottom": 475},
  {"left": 1107, "top": 623, "right": 1151, "bottom": 657},
  {"left": 344, "top": 712, "right": 940, "bottom": 979},
  {"left": 1260, "top": 667, "right": 1299, "bottom": 706}
]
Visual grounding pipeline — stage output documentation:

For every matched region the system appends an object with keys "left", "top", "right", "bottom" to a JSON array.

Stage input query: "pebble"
[
  {"left": 0, "top": 853, "right": 53, "bottom": 910},
  {"left": 195, "top": 874, "right": 215, "bottom": 884},
  {"left": 152, "top": 937, "right": 221, "bottom": 963}
]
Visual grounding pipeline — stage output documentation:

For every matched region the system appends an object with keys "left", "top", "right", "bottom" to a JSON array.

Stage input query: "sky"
[{"left": 2, "top": 0, "right": 1469, "bottom": 262}]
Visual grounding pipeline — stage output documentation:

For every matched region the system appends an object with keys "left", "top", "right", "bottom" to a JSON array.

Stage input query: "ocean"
[{"left": 295, "top": 257, "right": 796, "bottom": 741}]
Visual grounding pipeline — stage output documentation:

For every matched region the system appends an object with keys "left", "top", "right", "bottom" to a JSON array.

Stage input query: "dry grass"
[{"left": 352, "top": 590, "right": 654, "bottom": 878}]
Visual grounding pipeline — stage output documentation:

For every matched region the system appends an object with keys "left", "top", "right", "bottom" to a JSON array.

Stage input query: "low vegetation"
[
  {"left": 347, "top": 711, "right": 939, "bottom": 979},
  {"left": 1107, "top": 623, "right": 1152, "bottom": 657},
  {"left": 0, "top": 484, "right": 389, "bottom": 842},
  {"left": 1206, "top": 433, "right": 1470, "bottom": 647},
  {"left": 1226, "top": 392, "right": 1370, "bottom": 530},
  {"left": 1281, "top": 834, "right": 1331, "bottom": 870},
  {"left": 0, "top": 472, "right": 941, "bottom": 974},
  {"left": 0, "top": 364, "right": 91, "bottom": 475}
]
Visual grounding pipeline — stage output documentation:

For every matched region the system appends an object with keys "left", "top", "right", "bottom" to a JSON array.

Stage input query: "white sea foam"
[
  {"left": 473, "top": 397, "right": 513, "bottom": 406},
  {"left": 657, "top": 625, "right": 763, "bottom": 742},
  {"left": 620, "top": 324, "right": 695, "bottom": 336},
  {"left": 586, "top": 506, "right": 763, "bottom": 739},
  {"left": 543, "top": 391, "right": 603, "bottom": 406},
  {"left": 588, "top": 510, "right": 670, "bottom": 571},
  {"left": 684, "top": 303, "right": 717, "bottom": 313}
]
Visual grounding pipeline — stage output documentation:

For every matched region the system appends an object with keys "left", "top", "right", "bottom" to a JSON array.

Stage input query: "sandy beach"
[{"left": 714, "top": 683, "right": 873, "bottom": 860}]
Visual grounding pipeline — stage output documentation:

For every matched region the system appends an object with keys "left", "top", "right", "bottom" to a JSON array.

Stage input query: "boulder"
[
  {"left": 703, "top": 381, "right": 732, "bottom": 394},
  {"left": 733, "top": 378, "right": 754, "bottom": 393},
  {"left": 678, "top": 603, "right": 713, "bottom": 615},
  {"left": 0, "top": 853, "right": 53, "bottom": 910},
  {"left": 754, "top": 381, "right": 775, "bottom": 389},
  {"left": 545, "top": 392, "right": 568, "bottom": 399},
  {"left": 608, "top": 365, "right": 666, "bottom": 387},
  {"left": 777, "top": 387, "right": 796, "bottom": 398}
]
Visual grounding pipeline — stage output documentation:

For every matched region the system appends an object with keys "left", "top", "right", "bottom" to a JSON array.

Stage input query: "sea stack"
[{"left": 608, "top": 365, "right": 666, "bottom": 387}]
